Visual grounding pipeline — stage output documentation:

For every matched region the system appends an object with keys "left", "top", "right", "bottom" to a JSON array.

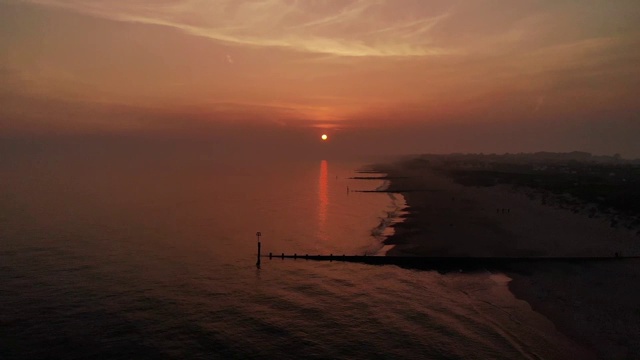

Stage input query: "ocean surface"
[{"left": 0, "top": 149, "right": 584, "bottom": 359}]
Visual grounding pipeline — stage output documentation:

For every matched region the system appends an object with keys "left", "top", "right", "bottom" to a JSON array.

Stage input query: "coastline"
[
  {"left": 377, "top": 158, "right": 640, "bottom": 359},
  {"left": 361, "top": 175, "right": 409, "bottom": 255}
]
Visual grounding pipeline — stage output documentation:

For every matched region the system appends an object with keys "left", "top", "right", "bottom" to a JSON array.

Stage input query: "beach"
[{"left": 379, "top": 157, "right": 640, "bottom": 359}]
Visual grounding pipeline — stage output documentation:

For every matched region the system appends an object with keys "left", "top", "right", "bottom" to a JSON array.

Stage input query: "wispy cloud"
[{"left": 22, "top": 0, "right": 452, "bottom": 57}]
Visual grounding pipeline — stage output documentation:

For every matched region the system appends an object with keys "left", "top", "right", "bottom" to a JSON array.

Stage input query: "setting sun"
[{"left": 321, "top": 134, "right": 328, "bottom": 141}]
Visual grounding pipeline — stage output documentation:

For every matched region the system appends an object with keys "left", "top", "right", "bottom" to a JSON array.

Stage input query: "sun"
[{"left": 321, "top": 134, "right": 328, "bottom": 141}]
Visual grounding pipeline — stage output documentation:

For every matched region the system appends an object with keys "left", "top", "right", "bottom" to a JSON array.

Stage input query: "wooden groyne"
[
  {"left": 348, "top": 176, "right": 408, "bottom": 180},
  {"left": 352, "top": 189, "right": 436, "bottom": 193},
  {"left": 262, "top": 253, "right": 640, "bottom": 272}
]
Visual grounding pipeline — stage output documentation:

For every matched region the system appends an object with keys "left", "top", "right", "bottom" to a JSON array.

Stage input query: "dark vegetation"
[{"left": 403, "top": 152, "right": 640, "bottom": 230}]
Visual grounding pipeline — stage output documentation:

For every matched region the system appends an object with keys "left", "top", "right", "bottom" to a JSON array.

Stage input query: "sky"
[{"left": 1, "top": 0, "right": 640, "bottom": 157}]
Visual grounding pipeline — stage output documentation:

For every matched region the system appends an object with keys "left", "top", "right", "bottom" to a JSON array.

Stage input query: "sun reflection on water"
[{"left": 318, "top": 160, "right": 328, "bottom": 240}]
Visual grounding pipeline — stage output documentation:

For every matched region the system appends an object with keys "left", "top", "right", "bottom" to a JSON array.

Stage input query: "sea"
[{"left": 0, "top": 145, "right": 587, "bottom": 359}]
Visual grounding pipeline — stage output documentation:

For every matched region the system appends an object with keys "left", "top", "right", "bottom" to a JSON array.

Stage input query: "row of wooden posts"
[
  {"left": 267, "top": 253, "right": 348, "bottom": 259},
  {"left": 256, "top": 231, "right": 364, "bottom": 268}
]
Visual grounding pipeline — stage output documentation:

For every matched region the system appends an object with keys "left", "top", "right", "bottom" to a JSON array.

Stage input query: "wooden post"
[{"left": 256, "top": 232, "right": 261, "bottom": 268}]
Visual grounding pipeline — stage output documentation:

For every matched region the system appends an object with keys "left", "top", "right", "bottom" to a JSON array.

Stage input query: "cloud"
[
  {"left": 534, "top": 96, "right": 544, "bottom": 112},
  {"left": 22, "top": 0, "right": 452, "bottom": 57}
]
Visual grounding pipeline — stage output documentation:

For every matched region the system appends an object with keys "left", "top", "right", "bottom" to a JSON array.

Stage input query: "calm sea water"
[{"left": 0, "top": 149, "right": 586, "bottom": 359}]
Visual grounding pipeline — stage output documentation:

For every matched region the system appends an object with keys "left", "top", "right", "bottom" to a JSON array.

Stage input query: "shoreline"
[
  {"left": 377, "top": 158, "right": 640, "bottom": 359},
  {"left": 367, "top": 176, "right": 408, "bottom": 256}
]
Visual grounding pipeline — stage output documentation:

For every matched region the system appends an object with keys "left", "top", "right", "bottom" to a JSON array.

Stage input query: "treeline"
[{"left": 412, "top": 151, "right": 639, "bottom": 165}]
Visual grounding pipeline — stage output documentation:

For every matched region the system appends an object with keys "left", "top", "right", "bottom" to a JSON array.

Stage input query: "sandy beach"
[{"left": 379, "top": 159, "right": 640, "bottom": 359}]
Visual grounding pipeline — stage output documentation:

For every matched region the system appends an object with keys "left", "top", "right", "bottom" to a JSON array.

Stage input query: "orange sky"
[{"left": 1, "top": 0, "right": 640, "bottom": 155}]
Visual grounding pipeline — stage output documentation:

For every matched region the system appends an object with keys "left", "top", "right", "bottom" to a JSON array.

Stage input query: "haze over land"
[{"left": 1, "top": 0, "right": 640, "bottom": 157}]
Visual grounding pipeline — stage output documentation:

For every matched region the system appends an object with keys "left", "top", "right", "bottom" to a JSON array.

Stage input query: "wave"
[
  {"left": 367, "top": 181, "right": 408, "bottom": 255},
  {"left": 374, "top": 179, "right": 391, "bottom": 192}
]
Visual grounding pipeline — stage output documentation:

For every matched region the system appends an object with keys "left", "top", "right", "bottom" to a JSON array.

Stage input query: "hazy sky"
[{"left": 1, "top": 0, "right": 639, "bottom": 156}]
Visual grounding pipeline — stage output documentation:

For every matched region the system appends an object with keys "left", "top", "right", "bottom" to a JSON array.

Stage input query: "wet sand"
[{"left": 379, "top": 160, "right": 640, "bottom": 359}]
